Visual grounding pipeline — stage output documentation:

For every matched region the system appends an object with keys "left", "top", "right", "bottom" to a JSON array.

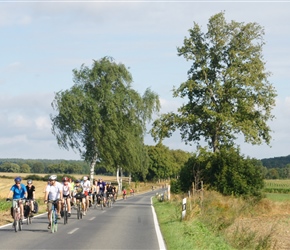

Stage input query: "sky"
[{"left": 1, "top": 0, "right": 290, "bottom": 161}]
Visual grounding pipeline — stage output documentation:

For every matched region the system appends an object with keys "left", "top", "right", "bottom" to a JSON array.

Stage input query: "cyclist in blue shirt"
[
  {"left": 6, "top": 177, "right": 27, "bottom": 220},
  {"left": 97, "top": 178, "right": 107, "bottom": 206}
]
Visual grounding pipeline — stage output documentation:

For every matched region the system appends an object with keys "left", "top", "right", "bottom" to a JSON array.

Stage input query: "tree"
[
  {"left": 20, "top": 163, "right": 31, "bottom": 173},
  {"left": 146, "top": 144, "right": 175, "bottom": 182},
  {"left": 51, "top": 57, "right": 160, "bottom": 188},
  {"left": 31, "top": 162, "right": 45, "bottom": 173},
  {"left": 0, "top": 162, "right": 20, "bottom": 172},
  {"left": 151, "top": 12, "right": 276, "bottom": 153}
]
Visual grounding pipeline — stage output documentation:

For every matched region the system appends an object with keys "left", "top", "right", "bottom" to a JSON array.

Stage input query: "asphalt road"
[{"left": 0, "top": 190, "right": 166, "bottom": 250}]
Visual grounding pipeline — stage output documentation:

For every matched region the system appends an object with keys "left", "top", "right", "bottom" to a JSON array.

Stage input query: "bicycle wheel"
[
  {"left": 93, "top": 194, "right": 97, "bottom": 209},
  {"left": 51, "top": 210, "right": 56, "bottom": 233},
  {"left": 100, "top": 199, "right": 103, "bottom": 210},
  {"left": 19, "top": 219, "right": 22, "bottom": 231},
  {"left": 14, "top": 219, "right": 18, "bottom": 232},
  {"left": 64, "top": 209, "right": 68, "bottom": 225},
  {"left": 80, "top": 204, "right": 83, "bottom": 219},
  {"left": 77, "top": 204, "right": 80, "bottom": 220},
  {"left": 27, "top": 211, "right": 32, "bottom": 225},
  {"left": 53, "top": 209, "right": 58, "bottom": 233}
]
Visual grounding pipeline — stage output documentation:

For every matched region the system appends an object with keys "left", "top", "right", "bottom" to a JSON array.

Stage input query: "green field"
[{"left": 264, "top": 179, "right": 290, "bottom": 201}]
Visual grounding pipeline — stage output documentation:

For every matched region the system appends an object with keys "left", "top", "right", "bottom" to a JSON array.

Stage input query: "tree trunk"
[
  {"left": 89, "top": 154, "right": 98, "bottom": 183},
  {"left": 116, "top": 166, "right": 123, "bottom": 195},
  {"left": 128, "top": 173, "right": 131, "bottom": 185}
]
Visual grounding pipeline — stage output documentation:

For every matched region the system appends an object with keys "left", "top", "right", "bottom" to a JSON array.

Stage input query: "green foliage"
[
  {"left": 151, "top": 12, "right": 276, "bottom": 154},
  {"left": 146, "top": 143, "right": 191, "bottom": 182},
  {"left": 262, "top": 155, "right": 290, "bottom": 168},
  {"left": 0, "top": 162, "right": 20, "bottom": 172},
  {"left": 0, "top": 159, "right": 90, "bottom": 175},
  {"left": 20, "top": 163, "right": 31, "bottom": 173},
  {"left": 51, "top": 57, "right": 160, "bottom": 176},
  {"left": 170, "top": 179, "right": 182, "bottom": 193},
  {"left": 207, "top": 148, "right": 264, "bottom": 197},
  {"left": 25, "top": 174, "right": 44, "bottom": 181},
  {"left": 178, "top": 147, "right": 264, "bottom": 197}
]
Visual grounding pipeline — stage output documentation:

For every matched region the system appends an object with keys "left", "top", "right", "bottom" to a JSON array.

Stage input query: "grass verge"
[{"left": 153, "top": 197, "right": 234, "bottom": 250}]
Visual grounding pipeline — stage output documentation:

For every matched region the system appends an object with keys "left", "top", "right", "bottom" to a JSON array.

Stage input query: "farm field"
[
  {"left": 264, "top": 179, "right": 290, "bottom": 189},
  {"left": 264, "top": 179, "right": 290, "bottom": 201}
]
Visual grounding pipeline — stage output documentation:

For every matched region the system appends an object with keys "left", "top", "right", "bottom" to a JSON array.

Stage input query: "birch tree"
[{"left": 51, "top": 57, "right": 160, "bottom": 185}]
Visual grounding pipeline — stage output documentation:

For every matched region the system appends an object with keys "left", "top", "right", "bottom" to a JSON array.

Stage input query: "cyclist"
[
  {"left": 122, "top": 188, "right": 127, "bottom": 200},
  {"left": 25, "top": 179, "right": 36, "bottom": 217},
  {"left": 106, "top": 182, "right": 114, "bottom": 201},
  {"left": 44, "top": 175, "right": 63, "bottom": 229},
  {"left": 90, "top": 179, "right": 98, "bottom": 206},
  {"left": 72, "top": 179, "right": 86, "bottom": 215},
  {"left": 82, "top": 176, "right": 91, "bottom": 212},
  {"left": 6, "top": 177, "right": 27, "bottom": 220},
  {"left": 96, "top": 178, "right": 107, "bottom": 206},
  {"left": 112, "top": 184, "right": 117, "bottom": 201},
  {"left": 62, "top": 176, "right": 72, "bottom": 217}
]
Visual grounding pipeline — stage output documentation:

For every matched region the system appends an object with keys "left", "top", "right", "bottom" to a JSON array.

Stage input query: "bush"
[
  {"left": 24, "top": 174, "right": 44, "bottom": 181},
  {"left": 179, "top": 147, "right": 264, "bottom": 197},
  {"left": 170, "top": 179, "right": 182, "bottom": 193}
]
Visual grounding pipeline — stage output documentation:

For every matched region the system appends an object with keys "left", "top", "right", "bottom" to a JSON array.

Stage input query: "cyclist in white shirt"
[
  {"left": 61, "top": 176, "right": 72, "bottom": 217},
  {"left": 44, "top": 175, "right": 63, "bottom": 229},
  {"left": 82, "top": 176, "right": 91, "bottom": 214}
]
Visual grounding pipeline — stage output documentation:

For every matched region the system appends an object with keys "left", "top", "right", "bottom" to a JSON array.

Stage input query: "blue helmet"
[{"left": 14, "top": 177, "right": 22, "bottom": 182}]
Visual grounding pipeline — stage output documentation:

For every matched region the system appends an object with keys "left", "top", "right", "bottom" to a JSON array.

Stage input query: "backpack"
[{"left": 33, "top": 201, "right": 39, "bottom": 213}]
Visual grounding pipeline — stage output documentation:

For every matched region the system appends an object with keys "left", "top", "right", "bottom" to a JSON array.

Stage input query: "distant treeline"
[
  {"left": 2, "top": 152, "right": 290, "bottom": 181},
  {"left": 261, "top": 155, "right": 290, "bottom": 168},
  {"left": 0, "top": 158, "right": 111, "bottom": 176},
  {"left": 261, "top": 155, "right": 290, "bottom": 179}
]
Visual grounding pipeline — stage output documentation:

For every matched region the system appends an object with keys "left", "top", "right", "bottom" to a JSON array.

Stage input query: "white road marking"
[
  {"left": 151, "top": 197, "right": 167, "bottom": 250},
  {"left": 68, "top": 228, "right": 79, "bottom": 234},
  {"left": 89, "top": 217, "right": 95, "bottom": 220}
]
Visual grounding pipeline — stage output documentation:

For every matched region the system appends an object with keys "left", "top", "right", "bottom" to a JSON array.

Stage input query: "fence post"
[
  {"left": 181, "top": 197, "right": 187, "bottom": 220},
  {"left": 167, "top": 185, "right": 171, "bottom": 200}
]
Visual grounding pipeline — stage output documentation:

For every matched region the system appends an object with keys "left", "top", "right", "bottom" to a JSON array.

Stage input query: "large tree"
[
  {"left": 51, "top": 57, "right": 160, "bottom": 186},
  {"left": 151, "top": 12, "right": 276, "bottom": 153}
]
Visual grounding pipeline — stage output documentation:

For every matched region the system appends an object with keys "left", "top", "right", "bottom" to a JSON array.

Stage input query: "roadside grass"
[
  {"left": 153, "top": 191, "right": 280, "bottom": 250},
  {"left": 153, "top": 197, "right": 234, "bottom": 250}
]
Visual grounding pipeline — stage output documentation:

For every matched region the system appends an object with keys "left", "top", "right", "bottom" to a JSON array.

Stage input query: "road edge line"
[{"left": 151, "top": 197, "right": 166, "bottom": 250}]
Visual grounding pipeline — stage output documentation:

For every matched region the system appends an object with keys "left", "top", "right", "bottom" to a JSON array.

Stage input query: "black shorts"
[{"left": 74, "top": 193, "right": 85, "bottom": 200}]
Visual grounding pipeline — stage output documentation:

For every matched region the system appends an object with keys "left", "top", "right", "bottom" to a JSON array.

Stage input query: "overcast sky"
[{"left": 0, "top": 1, "right": 290, "bottom": 160}]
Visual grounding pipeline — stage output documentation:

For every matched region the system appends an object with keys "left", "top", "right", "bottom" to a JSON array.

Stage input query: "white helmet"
[
  {"left": 49, "top": 175, "right": 57, "bottom": 181},
  {"left": 83, "top": 176, "right": 88, "bottom": 181}
]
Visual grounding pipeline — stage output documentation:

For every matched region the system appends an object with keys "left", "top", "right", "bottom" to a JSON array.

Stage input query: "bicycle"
[
  {"left": 48, "top": 200, "right": 59, "bottom": 233},
  {"left": 99, "top": 194, "right": 105, "bottom": 210},
  {"left": 24, "top": 199, "right": 34, "bottom": 225},
  {"left": 107, "top": 194, "right": 113, "bottom": 208},
  {"left": 75, "top": 198, "right": 84, "bottom": 219},
  {"left": 62, "top": 197, "right": 69, "bottom": 225},
  {"left": 91, "top": 192, "right": 97, "bottom": 209},
  {"left": 7, "top": 198, "right": 23, "bottom": 232}
]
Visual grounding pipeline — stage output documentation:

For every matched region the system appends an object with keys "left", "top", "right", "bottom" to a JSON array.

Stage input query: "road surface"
[{"left": 0, "top": 190, "right": 166, "bottom": 250}]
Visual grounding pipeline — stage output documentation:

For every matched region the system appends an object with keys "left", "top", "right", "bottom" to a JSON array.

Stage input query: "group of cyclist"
[{"left": 7, "top": 175, "right": 119, "bottom": 230}]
